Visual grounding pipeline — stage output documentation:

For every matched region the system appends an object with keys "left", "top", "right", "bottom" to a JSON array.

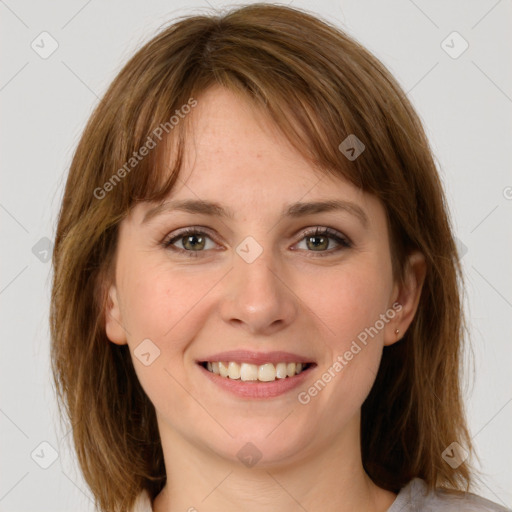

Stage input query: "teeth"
[
  {"left": 228, "top": 361, "right": 240, "bottom": 379},
  {"left": 204, "top": 361, "right": 309, "bottom": 381},
  {"left": 258, "top": 363, "right": 276, "bottom": 382},
  {"left": 240, "top": 363, "right": 258, "bottom": 381},
  {"left": 218, "top": 361, "right": 229, "bottom": 378},
  {"left": 276, "top": 362, "right": 288, "bottom": 379}
]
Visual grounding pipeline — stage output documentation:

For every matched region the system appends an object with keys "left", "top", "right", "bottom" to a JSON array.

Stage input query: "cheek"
[
  {"left": 304, "top": 259, "right": 392, "bottom": 347},
  {"left": 120, "top": 261, "right": 222, "bottom": 349},
  {"left": 120, "top": 263, "right": 215, "bottom": 417},
  {"left": 303, "top": 257, "right": 392, "bottom": 396}
]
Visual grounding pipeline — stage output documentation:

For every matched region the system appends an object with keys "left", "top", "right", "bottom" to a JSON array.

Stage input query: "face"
[{"left": 105, "top": 85, "right": 424, "bottom": 467}]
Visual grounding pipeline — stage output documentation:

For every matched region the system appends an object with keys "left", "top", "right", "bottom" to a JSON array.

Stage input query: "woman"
[{"left": 50, "top": 3, "right": 510, "bottom": 512}]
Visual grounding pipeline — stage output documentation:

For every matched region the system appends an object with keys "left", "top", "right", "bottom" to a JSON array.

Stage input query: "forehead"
[
  {"left": 174, "top": 86, "right": 365, "bottom": 201},
  {"left": 130, "top": 85, "right": 385, "bottom": 226}
]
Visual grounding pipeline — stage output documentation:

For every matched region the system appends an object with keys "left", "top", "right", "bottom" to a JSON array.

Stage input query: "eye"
[
  {"left": 162, "top": 226, "right": 352, "bottom": 258},
  {"left": 294, "top": 227, "right": 352, "bottom": 256},
  {"left": 162, "top": 227, "right": 218, "bottom": 257}
]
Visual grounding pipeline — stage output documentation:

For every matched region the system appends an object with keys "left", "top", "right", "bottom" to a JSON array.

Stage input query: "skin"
[{"left": 105, "top": 85, "right": 426, "bottom": 512}]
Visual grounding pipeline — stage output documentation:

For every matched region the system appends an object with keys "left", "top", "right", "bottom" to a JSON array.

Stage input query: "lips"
[
  {"left": 197, "top": 350, "right": 314, "bottom": 366},
  {"left": 196, "top": 350, "right": 316, "bottom": 393},
  {"left": 198, "top": 359, "right": 316, "bottom": 399}
]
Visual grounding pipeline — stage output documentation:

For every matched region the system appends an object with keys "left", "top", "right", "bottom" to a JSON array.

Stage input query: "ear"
[
  {"left": 105, "top": 284, "right": 128, "bottom": 345},
  {"left": 384, "top": 250, "right": 426, "bottom": 346}
]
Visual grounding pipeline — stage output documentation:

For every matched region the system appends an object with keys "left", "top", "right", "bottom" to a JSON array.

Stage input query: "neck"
[
  {"left": 153, "top": 421, "right": 396, "bottom": 512},
  {"left": 152, "top": 417, "right": 397, "bottom": 512}
]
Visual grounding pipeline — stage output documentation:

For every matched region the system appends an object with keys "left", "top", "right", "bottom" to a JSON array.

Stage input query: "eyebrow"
[{"left": 142, "top": 198, "right": 369, "bottom": 227}]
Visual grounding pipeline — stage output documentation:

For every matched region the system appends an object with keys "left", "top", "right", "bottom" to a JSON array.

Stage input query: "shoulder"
[
  {"left": 388, "top": 478, "right": 511, "bottom": 512},
  {"left": 130, "top": 489, "right": 153, "bottom": 512}
]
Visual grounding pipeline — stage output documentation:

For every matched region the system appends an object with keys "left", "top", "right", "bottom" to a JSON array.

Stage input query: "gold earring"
[{"left": 395, "top": 329, "right": 400, "bottom": 335}]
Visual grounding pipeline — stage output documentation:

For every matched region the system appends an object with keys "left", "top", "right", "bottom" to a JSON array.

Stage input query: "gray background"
[{"left": 1, "top": 0, "right": 511, "bottom": 510}]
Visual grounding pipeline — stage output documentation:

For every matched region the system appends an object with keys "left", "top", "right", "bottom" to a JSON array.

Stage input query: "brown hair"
[{"left": 50, "top": 3, "right": 473, "bottom": 511}]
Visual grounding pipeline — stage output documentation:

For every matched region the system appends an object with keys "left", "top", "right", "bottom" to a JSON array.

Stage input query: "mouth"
[
  {"left": 195, "top": 350, "right": 317, "bottom": 398},
  {"left": 199, "top": 360, "right": 315, "bottom": 382}
]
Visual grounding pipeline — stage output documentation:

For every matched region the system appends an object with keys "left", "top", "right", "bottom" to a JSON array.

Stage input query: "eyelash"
[{"left": 162, "top": 226, "right": 352, "bottom": 258}]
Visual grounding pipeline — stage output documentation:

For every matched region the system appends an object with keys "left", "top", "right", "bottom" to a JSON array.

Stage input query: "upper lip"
[{"left": 197, "top": 350, "right": 315, "bottom": 366}]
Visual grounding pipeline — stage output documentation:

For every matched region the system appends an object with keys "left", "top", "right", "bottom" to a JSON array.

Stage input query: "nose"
[{"left": 219, "top": 246, "right": 298, "bottom": 336}]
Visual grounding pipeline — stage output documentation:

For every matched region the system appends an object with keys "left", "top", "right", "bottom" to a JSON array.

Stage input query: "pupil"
[
  {"left": 185, "top": 235, "right": 204, "bottom": 250},
  {"left": 308, "top": 236, "right": 327, "bottom": 250}
]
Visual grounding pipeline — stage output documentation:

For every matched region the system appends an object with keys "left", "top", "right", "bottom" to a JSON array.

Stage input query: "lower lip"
[{"left": 198, "top": 364, "right": 314, "bottom": 399}]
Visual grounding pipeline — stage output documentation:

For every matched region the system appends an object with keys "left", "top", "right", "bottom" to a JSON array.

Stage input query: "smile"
[{"left": 201, "top": 361, "right": 312, "bottom": 382}]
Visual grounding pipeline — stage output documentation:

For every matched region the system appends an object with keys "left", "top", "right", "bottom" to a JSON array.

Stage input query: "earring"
[{"left": 395, "top": 329, "right": 400, "bottom": 335}]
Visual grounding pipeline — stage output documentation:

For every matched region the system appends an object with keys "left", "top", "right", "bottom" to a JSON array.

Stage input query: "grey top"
[
  {"left": 387, "top": 478, "right": 511, "bottom": 512},
  {"left": 131, "top": 477, "right": 511, "bottom": 511}
]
